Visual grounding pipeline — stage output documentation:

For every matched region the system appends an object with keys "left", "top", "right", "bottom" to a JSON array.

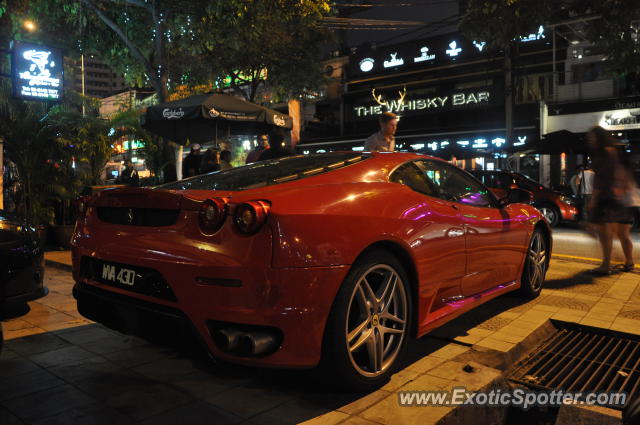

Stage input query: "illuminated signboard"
[
  {"left": 352, "top": 89, "right": 491, "bottom": 118},
  {"left": 11, "top": 41, "right": 63, "bottom": 101}
]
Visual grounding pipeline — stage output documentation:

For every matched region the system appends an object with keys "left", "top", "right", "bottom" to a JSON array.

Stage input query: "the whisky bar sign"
[{"left": 352, "top": 88, "right": 492, "bottom": 118}]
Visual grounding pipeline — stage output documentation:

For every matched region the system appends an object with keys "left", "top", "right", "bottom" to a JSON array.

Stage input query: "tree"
[
  {"left": 196, "top": 0, "right": 333, "bottom": 102},
  {"left": 588, "top": 0, "right": 640, "bottom": 75},
  {"left": 0, "top": 81, "right": 58, "bottom": 223},
  {"left": 461, "top": 0, "right": 556, "bottom": 148}
]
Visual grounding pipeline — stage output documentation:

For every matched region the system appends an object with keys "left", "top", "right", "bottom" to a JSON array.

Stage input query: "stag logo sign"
[{"left": 11, "top": 41, "right": 63, "bottom": 101}]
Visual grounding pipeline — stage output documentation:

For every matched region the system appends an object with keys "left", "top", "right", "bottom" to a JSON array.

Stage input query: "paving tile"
[
  {"left": 250, "top": 397, "right": 349, "bottom": 425},
  {"left": 0, "top": 357, "right": 42, "bottom": 378},
  {"left": 206, "top": 385, "right": 295, "bottom": 419},
  {"left": 336, "top": 390, "right": 391, "bottom": 416},
  {"left": 4, "top": 333, "right": 71, "bottom": 356},
  {"left": 339, "top": 416, "right": 382, "bottom": 425},
  {"left": 474, "top": 337, "right": 515, "bottom": 352},
  {"left": 54, "top": 326, "right": 119, "bottom": 345},
  {"left": 169, "top": 370, "right": 236, "bottom": 398},
  {"left": 132, "top": 356, "right": 199, "bottom": 381},
  {"left": 2, "top": 384, "right": 96, "bottom": 423},
  {"left": 102, "top": 345, "right": 178, "bottom": 368},
  {"left": 0, "top": 368, "right": 65, "bottom": 402},
  {"left": 79, "top": 335, "right": 144, "bottom": 355},
  {"left": 360, "top": 392, "right": 452, "bottom": 425},
  {"left": 47, "top": 357, "right": 123, "bottom": 383},
  {"left": 29, "top": 402, "right": 134, "bottom": 425},
  {"left": 28, "top": 346, "right": 97, "bottom": 368},
  {"left": 427, "top": 343, "right": 470, "bottom": 360},
  {"left": 0, "top": 405, "right": 24, "bottom": 425},
  {"left": 405, "top": 355, "right": 447, "bottom": 375},
  {"left": 139, "top": 401, "right": 242, "bottom": 425},
  {"left": 105, "top": 383, "right": 193, "bottom": 421}
]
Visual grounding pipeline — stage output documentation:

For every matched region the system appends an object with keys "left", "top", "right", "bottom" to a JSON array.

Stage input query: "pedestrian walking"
[
  {"left": 246, "top": 134, "right": 269, "bottom": 164},
  {"left": 200, "top": 147, "right": 220, "bottom": 174},
  {"left": 364, "top": 112, "right": 398, "bottom": 152},
  {"left": 219, "top": 150, "right": 233, "bottom": 170},
  {"left": 182, "top": 143, "right": 203, "bottom": 178},
  {"left": 571, "top": 164, "right": 595, "bottom": 220},
  {"left": 587, "top": 126, "right": 635, "bottom": 275}
]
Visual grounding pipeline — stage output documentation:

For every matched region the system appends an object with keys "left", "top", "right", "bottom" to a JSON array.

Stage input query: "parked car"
[
  {"left": 72, "top": 152, "right": 551, "bottom": 390},
  {"left": 470, "top": 170, "right": 579, "bottom": 227},
  {"left": 0, "top": 210, "right": 48, "bottom": 350}
]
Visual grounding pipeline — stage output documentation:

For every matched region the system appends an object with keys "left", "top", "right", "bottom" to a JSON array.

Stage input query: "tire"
[
  {"left": 321, "top": 249, "right": 412, "bottom": 391},
  {"left": 519, "top": 229, "right": 548, "bottom": 298},
  {"left": 537, "top": 204, "right": 560, "bottom": 227}
]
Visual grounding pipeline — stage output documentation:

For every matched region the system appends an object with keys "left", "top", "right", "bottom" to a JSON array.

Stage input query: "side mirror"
[{"left": 500, "top": 188, "right": 533, "bottom": 207}]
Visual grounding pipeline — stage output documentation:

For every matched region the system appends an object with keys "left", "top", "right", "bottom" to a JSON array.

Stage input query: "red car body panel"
[{"left": 71, "top": 153, "right": 548, "bottom": 368}]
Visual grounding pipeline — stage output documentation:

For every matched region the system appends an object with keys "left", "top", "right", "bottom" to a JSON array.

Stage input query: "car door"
[
  {"left": 389, "top": 161, "right": 466, "bottom": 313},
  {"left": 418, "top": 160, "right": 529, "bottom": 297}
]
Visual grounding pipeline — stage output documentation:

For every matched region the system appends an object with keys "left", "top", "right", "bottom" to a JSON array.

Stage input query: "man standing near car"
[{"left": 364, "top": 112, "right": 398, "bottom": 152}]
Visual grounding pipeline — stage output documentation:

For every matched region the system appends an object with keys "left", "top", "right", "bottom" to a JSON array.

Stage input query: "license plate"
[{"left": 101, "top": 263, "right": 136, "bottom": 286}]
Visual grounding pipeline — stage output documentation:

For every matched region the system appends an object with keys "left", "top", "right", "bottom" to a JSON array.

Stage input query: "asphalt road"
[{"left": 552, "top": 225, "right": 640, "bottom": 264}]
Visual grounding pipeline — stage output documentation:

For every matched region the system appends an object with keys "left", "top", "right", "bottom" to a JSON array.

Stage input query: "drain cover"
[{"left": 509, "top": 320, "right": 640, "bottom": 409}]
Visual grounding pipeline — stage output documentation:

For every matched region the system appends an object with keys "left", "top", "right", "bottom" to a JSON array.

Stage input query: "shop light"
[
  {"left": 491, "top": 137, "right": 506, "bottom": 147},
  {"left": 514, "top": 136, "right": 527, "bottom": 146},
  {"left": 472, "top": 138, "right": 488, "bottom": 149},
  {"left": 446, "top": 41, "right": 462, "bottom": 57},
  {"left": 457, "top": 140, "right": 469, "bottom": 146},
  {"left": 352, "top": 146, "right": 364, "bottom": 151},
  {"left": 411, "top": 143, "right": 425, "bottom": 150}
]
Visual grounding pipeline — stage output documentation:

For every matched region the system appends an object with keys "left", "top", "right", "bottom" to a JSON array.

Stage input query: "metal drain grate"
[{"left": 509, "top": 321, "right": 640, "bottom": 409}]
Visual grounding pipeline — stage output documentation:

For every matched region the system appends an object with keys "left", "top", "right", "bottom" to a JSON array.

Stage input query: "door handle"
[{"left": 447, "top": 228, "right": 465, "bottom": 238}]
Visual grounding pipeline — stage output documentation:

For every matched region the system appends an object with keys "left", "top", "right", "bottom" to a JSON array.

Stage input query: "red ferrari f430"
[{"left": 72, "top": 152, "right": 550, "bottom": 389}]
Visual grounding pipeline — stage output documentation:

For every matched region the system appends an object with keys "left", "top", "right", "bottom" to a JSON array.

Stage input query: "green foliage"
[
  {"left": 588, "top": 0, "right": 640, "bottom": 72},
  {"left": 196, "top": 0, "right": 333, "bottom": 101},
  {"left": 460, "top": 0, "right": 555, "bottom": 49}
]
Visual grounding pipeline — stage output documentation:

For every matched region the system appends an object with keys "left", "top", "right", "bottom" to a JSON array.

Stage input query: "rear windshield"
[{"left": 157, "top": 152, "right": 369, "bottom": 191}]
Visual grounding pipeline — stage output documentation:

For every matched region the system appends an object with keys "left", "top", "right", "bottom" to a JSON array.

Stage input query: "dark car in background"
[
  {"left": 471, "top": 170, "right": 579, "bottom": 227},
  {"left": 0, "top": 210, "right": 48, "bottom": 349}
]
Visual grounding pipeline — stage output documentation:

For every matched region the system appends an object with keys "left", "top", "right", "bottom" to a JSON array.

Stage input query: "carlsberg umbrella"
[{"left": 141, "top": 93, "right": 293, "bottom": 144}]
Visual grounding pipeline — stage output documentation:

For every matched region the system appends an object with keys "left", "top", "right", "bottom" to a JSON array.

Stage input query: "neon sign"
[
  {"left": 353, "top": 90, "right": 490, "bottom": 117},
  {"left": 521, "top": 26, "right": 545, "bottom": 42},
  {"left": 360, "top": 58, "right": 375, "bottom": 72},
  {"left": 446, "top": 41, "right": 462, "bottom": 57},
  {"left": 11, "top": 41, "right": 63, "bottom": 101},
  {"left": 414, "top": 47, "right": 435, "bottom": 63},
  {"left": 473, "top": 41, "right": 486, "bottom": 52},
  {"left": 383, "top": 53, "right": 404, "bottom": 68}
]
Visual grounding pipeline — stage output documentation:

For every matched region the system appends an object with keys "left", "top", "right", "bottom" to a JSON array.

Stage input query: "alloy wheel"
[
  {"left": 345, "top": 264, "right": 408, "bottom": 378},
  {"left": 527, "top": 232, "right": 547, "bottom": 292},
  {"left": 539, "top": 207, "right": 557, "bottom": 226}
]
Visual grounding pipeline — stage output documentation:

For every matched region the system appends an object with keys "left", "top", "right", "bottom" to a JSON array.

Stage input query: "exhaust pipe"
[
  {"left": 212, "top": 328, "right": 243, "bottom": 352},
  {"left": 237, "top": 331, "right": 277, "bottom": 356}
]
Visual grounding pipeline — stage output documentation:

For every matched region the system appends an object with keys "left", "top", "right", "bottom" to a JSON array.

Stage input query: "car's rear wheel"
[
  {"left": 519, "top": 229, "right": 548, "bottom": 298},
  {"left": 537, "top": 204, "right": 560, "bottom": 227},
  {"left": 321, "top": 250, "right": 412, "bottom": 391}
]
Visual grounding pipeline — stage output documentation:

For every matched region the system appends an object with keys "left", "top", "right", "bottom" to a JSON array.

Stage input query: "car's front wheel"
[
  {"left": 519, "top": 229, "right": 548, "bottom": 298},
  {"left": 321, "top": 250, "right": 412, "bottom": 391}
]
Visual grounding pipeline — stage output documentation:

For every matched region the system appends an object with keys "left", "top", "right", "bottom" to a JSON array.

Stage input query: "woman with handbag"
[{"left": 587, "top": 126, "right": 635, "bottom": 275}]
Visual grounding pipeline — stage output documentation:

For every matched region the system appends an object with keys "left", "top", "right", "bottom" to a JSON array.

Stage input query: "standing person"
[
  {"left": 182, "top": 143, "right": 203, "bottom": 178},
  {"left": 219, "top": 150, "right": 233, "bottom": 170},
  {"left": 246, "top": 134, "right": 269, "bottom": 164},
  {"left": 118, "top": 159, "right": 139, "bottom": 186},
  {"left": 364, "top": 112, "right": 398, "bottom": 152},
  {"left": 258, "top": 128, "right": 294, "bottom": 161},
  {"left": 200, "top": 148, "right": 220, "bottom": 174},
  {"left": 587, "top": 126, "right": 634, "bottom": 274}
]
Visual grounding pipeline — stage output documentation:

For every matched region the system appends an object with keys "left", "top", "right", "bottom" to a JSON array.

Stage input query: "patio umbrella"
[{"left": 141, "top": 93, "right": 293, "bottom": 144}]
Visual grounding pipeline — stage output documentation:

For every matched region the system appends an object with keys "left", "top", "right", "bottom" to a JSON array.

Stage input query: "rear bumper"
[
  {"left": 1, "top": 254, "right": 47, "bottom": 306},
  {"left": 72, "top": 249, "right": 349, "bottom": 368},
  {"left": 559, "top": 203, "right": 579, "bottom": 222}
]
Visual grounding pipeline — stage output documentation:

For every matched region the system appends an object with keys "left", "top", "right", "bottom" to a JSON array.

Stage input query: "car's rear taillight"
[
  {"left": 233, "top": 201, "right": 270, "bottom": 235},
  {"left": 199, "top": 198, "right": 228, "bottom": 235}
]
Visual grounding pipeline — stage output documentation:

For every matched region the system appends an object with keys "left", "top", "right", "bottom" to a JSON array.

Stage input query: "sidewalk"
[
  {"left": 1, "top": 254, "right": 637, "bottom": 424},
  {"left": 44, "top": 250, "right": 72, "bottom": 270}
]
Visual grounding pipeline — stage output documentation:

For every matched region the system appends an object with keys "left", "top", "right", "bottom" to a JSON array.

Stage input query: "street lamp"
[{"left": 23, "top": 20, "right": 37, "bottom": 32}]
